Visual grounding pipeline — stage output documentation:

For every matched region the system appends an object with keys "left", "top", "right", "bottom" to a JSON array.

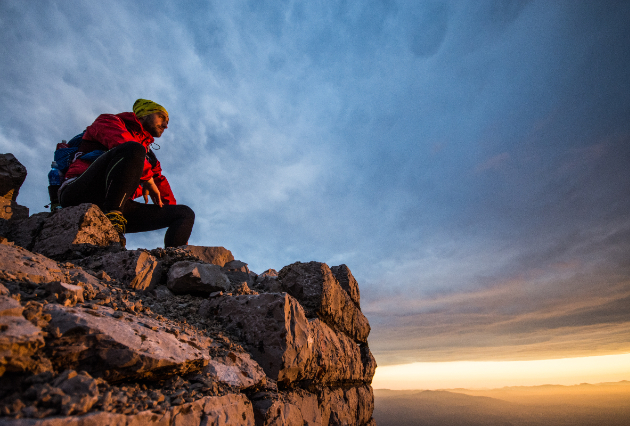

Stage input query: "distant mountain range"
[{"left": 373, "top": 381, "right": 630, "bottom": 426}]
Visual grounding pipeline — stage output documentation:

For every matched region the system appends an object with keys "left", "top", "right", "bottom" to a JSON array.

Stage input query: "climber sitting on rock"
[{"left": 58, "top": 99, "right": 194, "bottom": 247}]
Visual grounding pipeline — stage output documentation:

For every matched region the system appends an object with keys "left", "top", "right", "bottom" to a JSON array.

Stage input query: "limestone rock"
[
  {"left": 0, "top": 315, "right": 45, "bottom": 375},
  {"left": 361, "top": 346, "right": 377, "bottom": 383},
  {"left": 79, "top": 250, "right": 160, "bottom": 291},
  {"left": 255, "top": 269, "right": 281, "bottom": 293},
  {"left": 0, "top": 197, "right": 29, "bottom": 221},
  {"left": 0, "top": 243, "right": 65, "bottom": 284},
  {"left": 31, "top": 204, "right": 123, "bottom": 260},
  {"left": 44, "top": 304, "right": 214, "bottom": 382},
  {"left": 330, "top": 264, "right": 360, "bottom": 308},
  {"left": 167, "top": 261, "right": 230, "bottom": 295},
  {"left": 45, "top": 282, "right": 85, "bottom": 306},
  {"left": 305, "top": 319, "right": 365, "bottom": 384},
  {"left": 182, "top": 245, "right": 235, "bottom": 267},
  {"left": 252, "top": 389, "right": 322, "bottom": 426},
  {"left": 202, "top": 351, "right": 266, "bottom": 390},
  {"left": 1, "top": 393, "right": 255, "bottom": 425},
  {"left": 200, "top": 293, "right": 312, "bottom": 384},
  {"left": 222, "top": 260, "right": 256, "bottom": 286},
  {"left": 319, "top": 385, "right": 374, "bottom": 426},
  {"left": 2, "top": 212, "right": 50, "bottom": 250},
  {"left": 0, "top": 153, "right": 27, "bottom": 202},
  {"left": 278, "top": 262, "right": 370, "bottom": 344},
  {"left": 0, "top": 296, "right": 23, "bottom": 317},
  {"left": 200, "top": 294, "right": 370, "bottom": 386}
]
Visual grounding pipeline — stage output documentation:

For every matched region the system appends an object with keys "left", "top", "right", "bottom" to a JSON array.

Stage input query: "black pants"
[{"left": 59, "top": 142, "right": 194, "bottom": 247}]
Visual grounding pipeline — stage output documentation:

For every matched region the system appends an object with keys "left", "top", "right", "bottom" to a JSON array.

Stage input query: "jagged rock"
[
  {"left": 278, "top": 262, "right": 370, "bottom": 344},
  {"left": 29, "top": 204, "right": 123, "bottom": 260},
  {"left": 0, "top": 153, "right": 27, "bottom": 202},
  {"left": 252, "top": 388, "right": 322, "bottom": 426},
  {"left": 319, "top": 386, "right": 374, "bottom": 426},
  {"left": 222, "top": 260, "right": 256, "bottom": 286},
  {"left": 45, "top": 282, "right": 84, "bottom": 306},
  {"left": 202, "top": 351, "right": 266, "bottom": 390},
  {"left": 167, "top": 261, "right": 231, "bottom": 295},
  {"left": 182, "top": 245, "right": 235, "bottom": 267},
  {"left": 1, "top": 393, "right": 255, "bottom": 425},
  {"left": 0, "top": 315, "right": 45, "bottom": 376},
  {"left": 0, "top": 244, "right": 65, "bottom": 284},
  {"left": 44, "top": 304, "right": 214, "bottom": 382},
  {"left": 200, "top": 294, "right": 371, "bottom": 386},
  {"left": 330, "top": 264, "right": 360, "bottom": 308},
  {"left": 79, "top": 250, "right": 160, "bottom": 291},
  {"left": 304, "top": 318, "right": 365, "bottom": 384},
  {"left": 0, "top": 198, "right": 29, "bottom": 221},
  {"left": 0, "top": 296, "right": 23, "bottom": 317},
  {"left": 2, "top": 212, "right": 50, "bottom": 250},
  {"left": 361, "top": 346, "right": 377, "bottom": 383},
  {"left": 199, "top": 293, "right": 312, "bottom": 385},
  {"left": 255, "top": 269, "right": 281, "bottom": 293}
]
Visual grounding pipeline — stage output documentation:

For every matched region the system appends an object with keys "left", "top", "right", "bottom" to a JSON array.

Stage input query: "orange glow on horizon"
[{"left": 372, "top": 353, "right": 630, "bottom": 390}]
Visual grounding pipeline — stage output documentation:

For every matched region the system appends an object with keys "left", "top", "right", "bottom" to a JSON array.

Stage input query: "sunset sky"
[{"left": 1, "top": 1, "right": 629, "bottom": 389}]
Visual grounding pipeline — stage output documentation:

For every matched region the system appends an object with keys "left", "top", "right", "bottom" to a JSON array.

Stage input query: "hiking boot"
[{"left": 105, "top": 211, "right": 127, "bottom": 235}]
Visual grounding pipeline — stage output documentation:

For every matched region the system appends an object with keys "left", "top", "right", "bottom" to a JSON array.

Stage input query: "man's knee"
[
  {"left": 116, "top": 141, "right": 147, "bottom": 160},
  {"left": 178, "top": 205, "right": 195, "bottom": 223}
]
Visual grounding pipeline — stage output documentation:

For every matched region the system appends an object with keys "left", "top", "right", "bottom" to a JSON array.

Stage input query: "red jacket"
[{"left": 65, "top": 112, "right": 176, "bottom": 205}]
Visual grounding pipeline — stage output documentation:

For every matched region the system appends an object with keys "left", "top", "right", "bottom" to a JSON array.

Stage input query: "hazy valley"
[{"left": 373, "top": 381, "right": 630, "bottom": 426}]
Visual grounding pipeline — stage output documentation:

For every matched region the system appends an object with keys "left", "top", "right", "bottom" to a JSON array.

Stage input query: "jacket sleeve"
[{"left": 131, "top": 156, "right": 177, "bottom": 205}]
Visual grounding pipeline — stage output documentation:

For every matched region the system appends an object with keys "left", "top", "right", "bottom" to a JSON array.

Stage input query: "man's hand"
[{"left": 142, "top": 178, "right": 163, "bottom": 207}]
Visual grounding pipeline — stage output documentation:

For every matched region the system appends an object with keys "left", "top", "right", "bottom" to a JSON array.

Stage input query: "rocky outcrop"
[
  {"left": 167, "top": 261, "right": 231, "bottom": 295},
  {"left": 0, "top": 154, "right": 28, "bottom": 223},
  {"left": 0, "top": 154, "right": 376, "bottom": 425},
  {"left": 2, "top": 204, "right": 124, "bottom": 259},
  {"left": 181, "top": 245, "right": 235, "bottom": 267},
  {"left": 77, "top": 250, "right": 160, "bottom": 291},
  {"left": 278, "top": 262, "right": 370, "bottom": 344}
]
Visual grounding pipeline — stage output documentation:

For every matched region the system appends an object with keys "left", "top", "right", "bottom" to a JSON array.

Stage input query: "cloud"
[{"left": 1, "top": 0, "right": 630, "bottom": 365}]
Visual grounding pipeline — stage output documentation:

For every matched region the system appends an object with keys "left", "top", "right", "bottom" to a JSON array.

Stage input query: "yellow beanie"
[{"left": 133, "top": 99, "right": 168, "bottom": 119}]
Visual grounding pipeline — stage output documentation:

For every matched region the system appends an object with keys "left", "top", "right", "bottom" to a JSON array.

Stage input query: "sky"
[{"left": 1, "top": 1, "right": 630, "bottom": 388}]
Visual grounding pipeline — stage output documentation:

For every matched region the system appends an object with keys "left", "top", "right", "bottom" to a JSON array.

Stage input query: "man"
[{"left": 59, "top": 99, "right": 194, "bottom": 247}]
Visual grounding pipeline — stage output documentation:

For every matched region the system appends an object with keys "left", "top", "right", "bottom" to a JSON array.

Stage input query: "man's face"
[{"left": 141, "top": 112, "right": 169, "bottom": 138}]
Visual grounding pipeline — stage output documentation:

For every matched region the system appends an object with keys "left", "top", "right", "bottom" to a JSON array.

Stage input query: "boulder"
[
  {"left": 361, "top": 346, "right": 377, "bottom": 383},
  {"left": 2, "top": 212, "right": 50, "bottom": 250},
  {"left": 167, "top": 261, "right": 230, "bottom": 295},
  {"left": 31, "top": 204, "right": 123, "bottom": 260},
  {"left": 304, "top": 319, "right": 365, "bottom": 384},
  {"left": 278, "top": 262, "right": 370, "bottom": 344},
  {"left": 0, "top": 243, "right": 65, "bottom": 284},
  {"left": 0, "top": 197, "right": 29, "bottom": 221},
  {"left": 0, "top": 296, "right": 23, "bottom": 317},
  {"left": 199, "top": 293, "right": 312, "bottom": 385},
  {"left": 252, "top": 389, "right": 322, "bottom": 426},
  {"left": 202, "top": 351, "right": 266, "bottom": 390},
  {"left": 255, "top": 269, "right": 281, "bottom": 293},
  {"left": 319, "top": 385, "right": 374, "bottom": 426},
  {"left": 200, "top": 295, "right": 371, "bottom": 386},
  {"left": 45, "top": 282, "right": 85, "bottom": 306},
  {"left": 0, "top": 153, "right": 27, "bottom": 202},
  {"left": 1, "top": 393, "right": 256, "bottom": 425},
  {"left": 44, "top": 304, "right": 214, "bottom": 382},
  {"left": 79, "top": 250, "right": 160, "bottom": 291},
  {"left": 222, "top": 260, "right": 256, "bottom": 286},
  {"left": 330, "top": 264, "right": 360, "bottom": 308},
  {"left": 0, "top": 315, "right": 45, "bottom": 375},
  {"left": 181, "top": 245, "right": 234, "bottom": 267}
]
